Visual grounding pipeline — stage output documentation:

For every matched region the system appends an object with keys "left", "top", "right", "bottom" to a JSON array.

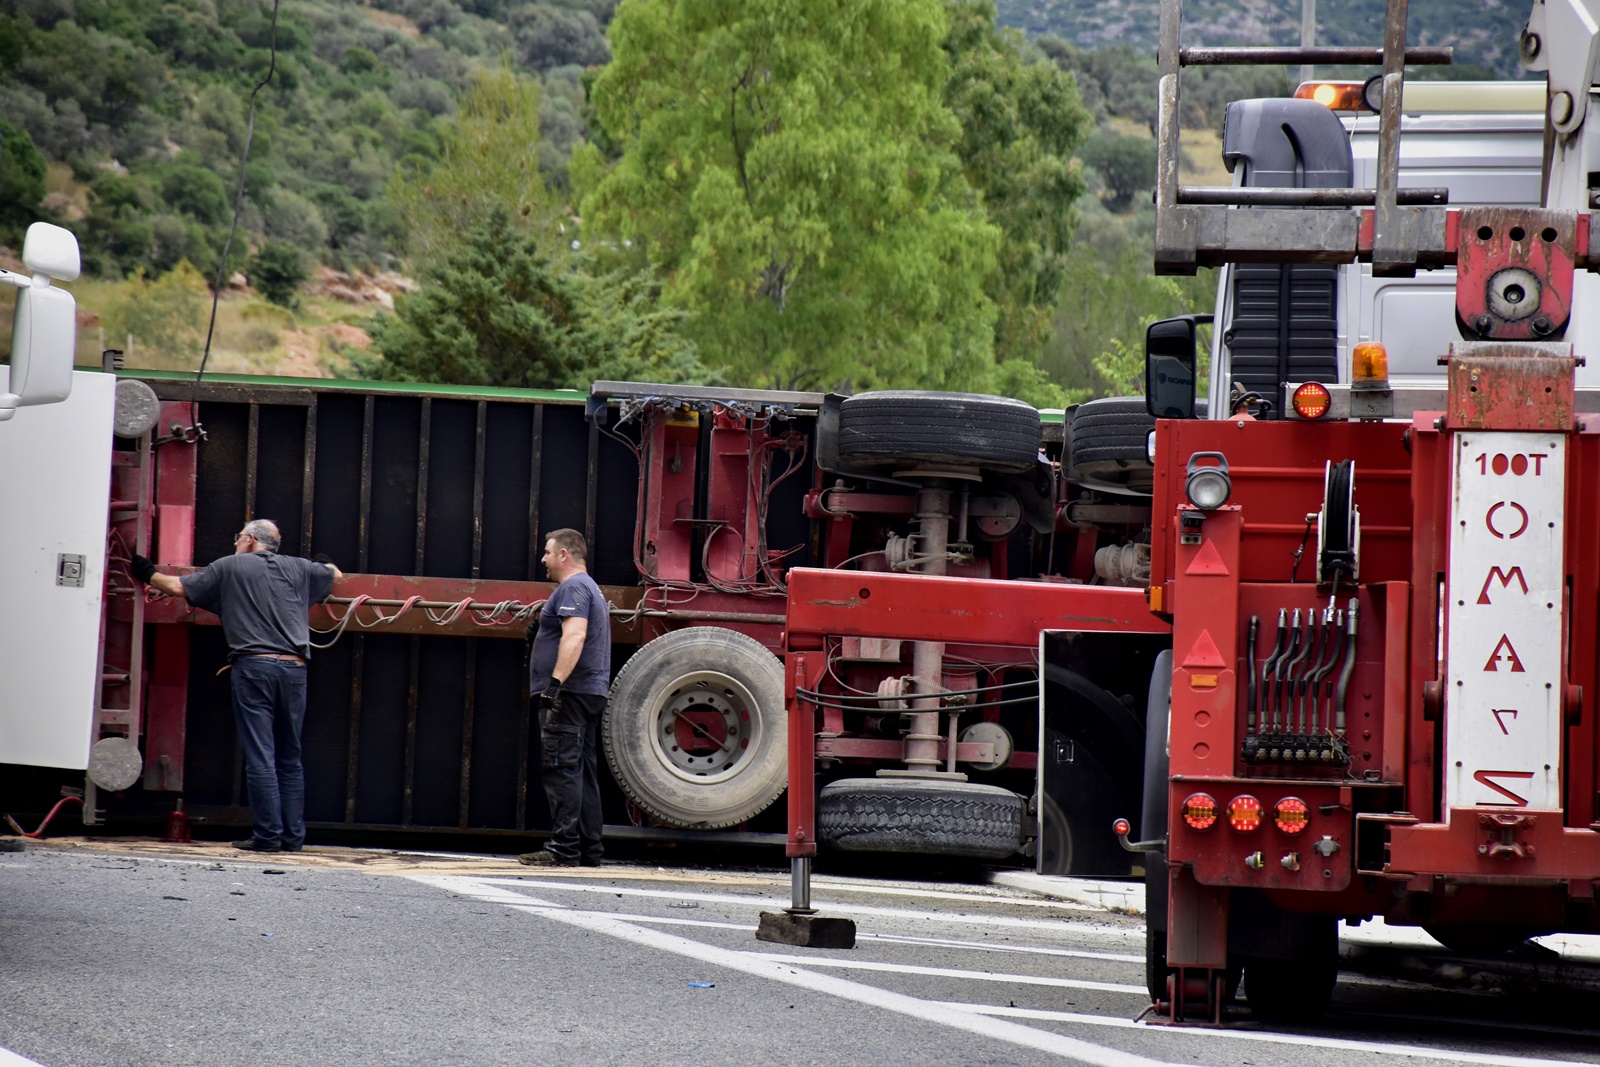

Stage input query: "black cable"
[{"left": 191, "top": 0, "right": 281, "bottom": 440}]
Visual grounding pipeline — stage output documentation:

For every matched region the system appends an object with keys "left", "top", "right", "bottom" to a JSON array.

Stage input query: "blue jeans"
[
  {"left": 540, "top": 691, "right": 606, "bottom": 862},
  {"left": 230, "top": 656, "right": 309, "bottom": 848}
]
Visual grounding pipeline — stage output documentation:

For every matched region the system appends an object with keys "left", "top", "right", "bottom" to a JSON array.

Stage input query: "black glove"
[
  {"left": 130, "top": 554, "right": 156, "bottom": 584},
  {"left": 539, "top": 679, "right": 563, "bottom": 712}
]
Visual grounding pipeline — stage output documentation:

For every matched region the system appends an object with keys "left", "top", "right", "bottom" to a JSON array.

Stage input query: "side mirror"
[
  {"left": 1, "top": 223, "right": 80, "bottom": 421},
  {"left": 1145, "top": 315, "right": 1211, "bottom": 419},
  {"left": 23, "top": 220, "right": 81, "bottom": 280}
]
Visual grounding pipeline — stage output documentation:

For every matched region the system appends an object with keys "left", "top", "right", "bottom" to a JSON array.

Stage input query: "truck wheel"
[
  {"left": 836, "top": 391, "right": 1041, "bottom": 473},
  {"left": 1037, "top": 792, "right": 1072, "bottom": 875},
  {"left": 602, "top": 627, "right": 787, "bottom": 829},
  {"left": 1067, "top": 397, "right": 1155, "bottom": 490},
  {"left": 1242, "top": 922, "right": 1339, "bottom": 1022},
  {"left": 1422, "top": 924, "right": 1541, "bottom": 955},
  {"left": 817, "top": 777, "right": 1025, "bottom": 860}
]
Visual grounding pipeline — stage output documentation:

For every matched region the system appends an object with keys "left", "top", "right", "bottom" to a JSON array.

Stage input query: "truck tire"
[
  {"left": 817, "top": 777, "right": 1025, "bottom": 860},
  {"left": 1242, "top": 918, "right": 1339, "bottom": 1022},
  {"left": 602, "top": 627, "right": 787, "bottom": 829},
  {"left": 836, "top": 391, "right": 1041, "bottom": 473},
  {"left": 1067, "top": 397, "right": 1155, "bottom": 490},
  {"left": 1037, "top": 792, "right": 1072, "bottom": 875}
]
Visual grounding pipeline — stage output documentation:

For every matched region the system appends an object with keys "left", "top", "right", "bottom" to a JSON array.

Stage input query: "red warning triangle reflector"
[
  {"left": 1183, "top": 629, "right": 1227, "bottom": 669},
  {"left": 1185, "top": 539, "right": 1229, "bottom": 575}
]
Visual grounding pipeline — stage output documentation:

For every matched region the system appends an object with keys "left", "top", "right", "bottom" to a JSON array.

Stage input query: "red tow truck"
[{"left": 765, "top": 0, "right": 1600, "bottom": 1021}]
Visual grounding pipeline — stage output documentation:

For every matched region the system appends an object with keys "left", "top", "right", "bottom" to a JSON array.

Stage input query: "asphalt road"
[{"left": 1, "top": 840, "right": 1597, "bottom": 1067}]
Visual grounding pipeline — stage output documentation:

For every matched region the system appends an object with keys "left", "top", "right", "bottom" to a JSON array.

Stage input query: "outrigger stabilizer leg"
[{"left": 756, "top": 856, "right": 856, "bottom": 949}]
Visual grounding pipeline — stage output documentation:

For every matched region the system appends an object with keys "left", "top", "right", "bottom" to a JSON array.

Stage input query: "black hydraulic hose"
[
  {"left": 1334, "top": 599, "right": 1360, "bottom": 733},
  {"left": 1280, "top": 614, "right": 1305, "bottom": 739},
  {"left": 1303, "top": 607, "right": 1339, "bottom": 736},
  {"left": 1245, "top": 615, "right": 1260, "bottom": 735},
  {"left": 1290, "top": 612, "right": 1321, "bottom": 738},
  {"left": 1259, "top": 609, "right": 1289, "bottom": 735}
]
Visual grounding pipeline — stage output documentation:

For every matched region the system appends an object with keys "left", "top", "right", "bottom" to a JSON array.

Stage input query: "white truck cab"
[
  {"left": 1, "top": 221, "right": 115, "bottom": 776},
  {"left": 1201, "top": 80, "right": 1600, "bottom": 415}
]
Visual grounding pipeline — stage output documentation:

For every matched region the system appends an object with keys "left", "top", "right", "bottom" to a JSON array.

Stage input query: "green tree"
[
  {"left": 0, "top": 121, "right": 47, "bottom": 240},
  {"left": 358, "top": 210, "right": 715, "bottom": 389},
  {"left": 575, "top": 0, "right": 1001, "bottom": 392},
  {"left": 249, "top": 242, "right": 309, "bottom": 308},
  {"left": 1078, "top": 133, "right": 1157, "bottom": 212},
  {"left": 943, "top": 1, "right": 1090, "bottom": 367},
  {"left": 102, "top": 261, "right": 211, "bottom": 371},
  {"left": 385, "top": 63, "right": 555, "bottom": 272}
]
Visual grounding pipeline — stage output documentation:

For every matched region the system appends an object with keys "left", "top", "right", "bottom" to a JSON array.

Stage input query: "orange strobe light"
[
  {"left": 1351, "top": 341, "right": 1390, "bottom": 385},
  {"left": 1293, "top": 81, "right": 1371, "bottom": 111},
  {"left": 1274, "top": 796, "right": 1310, "bottom": 835},
  {"left": 1181, "top": 793, "right": 1218, "bottom": 831},
  {"left": 1291, "top": 381, "right": 1332, "bottom": 419},
  {"left": 1226, "top": 794, "right": 1263, "bottom": 832}
]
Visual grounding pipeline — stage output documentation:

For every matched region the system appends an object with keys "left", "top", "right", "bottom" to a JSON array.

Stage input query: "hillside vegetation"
[{"left": 0, "top": 0, "right": 1535, "bottom": 396}]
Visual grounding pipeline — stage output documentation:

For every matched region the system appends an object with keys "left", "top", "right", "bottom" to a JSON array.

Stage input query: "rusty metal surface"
[
  {"left": 1178, "top": 45, "right": 1452, "bottom": 65},
  {"left": 1445, "top": 344, "right": 1577, "bottom": 431},
  {"left": 1455, "top": 208, "right": 1580, "bottom": 340}
]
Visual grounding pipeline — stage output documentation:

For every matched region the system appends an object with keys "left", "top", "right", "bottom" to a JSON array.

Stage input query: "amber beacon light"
[{"left": 1293, "top": 81, "right": 1372, "bottom": 112}]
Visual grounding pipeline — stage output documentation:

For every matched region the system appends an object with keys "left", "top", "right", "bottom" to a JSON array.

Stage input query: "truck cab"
[{"left": 1202, "top": 80, "right": 1590, "bottom": 417}]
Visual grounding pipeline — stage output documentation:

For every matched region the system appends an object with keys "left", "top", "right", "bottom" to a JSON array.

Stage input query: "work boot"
[
  {"left": 232, "top": 838, "right": 282, "bottom": 852},
  {"left": 518, "top": 850, "right": 578, "bottom": 867}
]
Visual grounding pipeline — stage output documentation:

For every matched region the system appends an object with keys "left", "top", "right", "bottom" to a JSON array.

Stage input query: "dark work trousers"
[
  {"left": 230, "top": 656, "right": 309, "bottom": 849},
  {"left": 540, "top": 690, "right": 606, "bottom": 862}
]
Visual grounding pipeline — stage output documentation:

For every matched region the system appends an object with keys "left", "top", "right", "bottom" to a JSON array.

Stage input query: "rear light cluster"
[{"left": 1180, "top": 793, "right": 1310, "bottom": 834}]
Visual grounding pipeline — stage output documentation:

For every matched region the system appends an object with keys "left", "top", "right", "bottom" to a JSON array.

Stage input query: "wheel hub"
[{"left": 653, "top": 672, "right": 759, "bottom": 783}]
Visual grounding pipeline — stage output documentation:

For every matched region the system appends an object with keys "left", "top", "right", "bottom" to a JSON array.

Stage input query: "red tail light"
[
  {"left": 1181, "top": 792, "right": 1218, "bottom": 831},
  {"left": 1226, "top": 795, "right": 1263, "bottom": 832},
  {"left": 1274, "top": 796, "right": 1310, "bottom": 835}
]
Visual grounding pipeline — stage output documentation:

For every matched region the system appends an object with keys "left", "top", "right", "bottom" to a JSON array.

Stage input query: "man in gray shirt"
[
  {"left": 132, "top": 519, "right": 341, "bottom": 852},
  {"left": 522, "top": 528, "right": 611, "bottom": 867}
]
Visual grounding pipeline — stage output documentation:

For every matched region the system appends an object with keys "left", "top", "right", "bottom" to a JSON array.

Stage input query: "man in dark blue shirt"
[
  {"left": 133, "top": 520, "right": 341, "bottom": 852},
  {"left": 522, "top": 528, "right": 612, "bottom": 867}
]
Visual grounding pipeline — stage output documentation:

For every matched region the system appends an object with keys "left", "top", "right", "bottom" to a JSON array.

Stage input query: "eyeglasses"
[{"left": 235, "top": 532, "right": 253, "bottom": 544}]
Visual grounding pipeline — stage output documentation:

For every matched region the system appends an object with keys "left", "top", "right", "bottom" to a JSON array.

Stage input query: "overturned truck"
[{"left": 3, "top": 368, "right": 1174, "bottom": 874}]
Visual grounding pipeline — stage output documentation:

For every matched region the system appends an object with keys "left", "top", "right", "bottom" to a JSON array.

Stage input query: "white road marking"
[
  {"left": 807, "top": 876, "right": 1096, "bottom": 911},
  {"left": 416, "top": 874, "right": 1187, "bottom": 1067},
  {"left": 485, "top": 876, "right": 1130, "bottom": 935},
  {"left": 0, "top": 1048, "right": 46, "bottom": 1066},
  {"left": 427, "top": 874, "right": 1600, "bottom": 1067},
  {"left": 743, "top": 952, "right": 1147, "bottom": 994},
  {"left": 937, "top": 1003, "right": 1600, "bottom": 1067}
]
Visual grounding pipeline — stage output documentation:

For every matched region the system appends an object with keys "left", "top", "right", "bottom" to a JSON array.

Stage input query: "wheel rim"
[{"left": 648, "top": 670, "right": 764, "bottom": 784}]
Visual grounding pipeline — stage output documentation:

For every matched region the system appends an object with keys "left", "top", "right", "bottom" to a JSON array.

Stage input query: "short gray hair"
[{"left": 244, "top": 518, "right": 281, "bottom": 551}]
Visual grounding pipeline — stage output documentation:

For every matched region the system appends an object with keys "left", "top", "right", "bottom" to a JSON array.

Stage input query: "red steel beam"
[{"left": 784, "top": 568, "right": 1169, "bottom": 646}]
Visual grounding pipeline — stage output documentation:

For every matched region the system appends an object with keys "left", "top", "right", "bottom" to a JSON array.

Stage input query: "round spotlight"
[{"left": 1184, "top": 451, "right": 1232, "bottom": 510}]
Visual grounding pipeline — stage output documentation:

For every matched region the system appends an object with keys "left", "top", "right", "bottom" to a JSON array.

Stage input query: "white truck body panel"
[
  {"left": 1443, "top": 432, "right": 1567, "bottom": 811},
  {"left": 0, "top": 368, "right": 115, "bottom": 770}
]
